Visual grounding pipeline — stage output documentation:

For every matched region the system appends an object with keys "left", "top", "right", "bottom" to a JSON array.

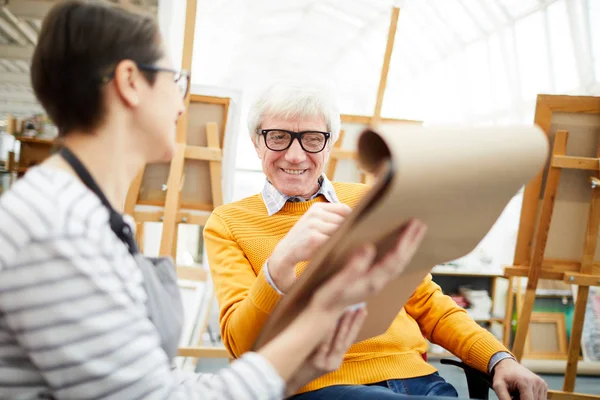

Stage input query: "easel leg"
[
  {"left": 171, "top": 222, "right": 180, "bottom": 262},
  {"left": 512, "top": 289, "right": 537, "bottom": 360},
  {"left": 503, "top": 277, "right": 515, "bottom": 347},
  {"left": 512, "top": 130, "right": 568, "bottom": 361},
  {"left": 563, "top": 286, "right": 589, "bottom": 391},
  {"left": 159, "top": 143, "right": 186, "bottom": 257},
  {"left": 516, "top": 278, "right": 525, "bottom": 319},
  {"left": 124, "top": 166, "right": 146, "bottom": 215},
  {"left": 206, "top": 123, "right": 223, "bottom": 208},
  {"left": 136, "top": 222, "right": 145, "bottom": 253}
]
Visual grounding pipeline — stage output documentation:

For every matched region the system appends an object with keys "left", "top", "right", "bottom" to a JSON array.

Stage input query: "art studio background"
[{"left": 1, "top": 0, "right": 599, "bottom": 397}]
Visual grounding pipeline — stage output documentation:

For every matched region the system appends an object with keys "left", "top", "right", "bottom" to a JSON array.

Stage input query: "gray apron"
[{"left": 134, "top": 253, "right": 184, "bottom": 360}]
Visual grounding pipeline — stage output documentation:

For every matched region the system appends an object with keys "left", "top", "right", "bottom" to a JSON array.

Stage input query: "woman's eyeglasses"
[
  {"left": 101, "top": 62, "right": 191, "bottom": 99},
  {"left": 260, "top": 129, "right": 331, "bottom": 153},
  {"left": 137, "top": 64, "right": 190, "bottom": 98}
]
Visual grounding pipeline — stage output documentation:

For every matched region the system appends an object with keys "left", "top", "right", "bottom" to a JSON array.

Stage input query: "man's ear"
[
  {"left": 322, "top": 143, "right": 331, "bottom": 164},
  {"left": 113, "top": 60, "right": 142, "bottom": 108},
  {"left": 253, "top": 134, "right": 263, "bottom": 159}
]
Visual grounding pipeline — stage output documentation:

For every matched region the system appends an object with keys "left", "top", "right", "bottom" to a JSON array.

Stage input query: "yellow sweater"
[{"left": 203, "top": 181, "right": 509, "bottom": 394}]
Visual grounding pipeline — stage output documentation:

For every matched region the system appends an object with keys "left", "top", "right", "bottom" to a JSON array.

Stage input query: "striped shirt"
[{"left": 0, "top": 165, "right": 284, "bottom": 399}]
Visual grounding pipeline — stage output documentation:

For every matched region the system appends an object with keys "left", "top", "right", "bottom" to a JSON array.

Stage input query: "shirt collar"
[{"left": 262, "top": 174, "right": 339, "bottom": 216}]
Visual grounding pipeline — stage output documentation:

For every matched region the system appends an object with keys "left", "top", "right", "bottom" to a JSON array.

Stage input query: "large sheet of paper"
[{"left": 254, "top": 124, "right": 549, "bottom": 349}]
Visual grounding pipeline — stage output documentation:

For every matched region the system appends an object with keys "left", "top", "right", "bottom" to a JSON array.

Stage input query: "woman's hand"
[{"left": 285, "top": 307, "right": 367, "bottom": 396}]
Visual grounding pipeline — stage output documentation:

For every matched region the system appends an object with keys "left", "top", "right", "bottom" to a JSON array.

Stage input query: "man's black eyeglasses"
[
  {"left": 101, "top": 63, "right": 191, "bottom": 98},
  {"left": 260, "top": 129, "right": 331, "bottom": 153}
]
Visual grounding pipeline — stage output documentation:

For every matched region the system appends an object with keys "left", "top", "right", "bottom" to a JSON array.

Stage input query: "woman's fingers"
[
  {"left": 322, "top": 308, "right": 367, "bottom": 370},
  {"left": 339, "top": 307, "right": 367, "bottom": 352},
  {"left": 330, "top": 310, "right": 355, "bottom": 356},
  {"left": 312, "top": 327, "right": 335, "bottom": 368},
  {"left": 312, "top": 244, "right": 376, "bottom": 310}
]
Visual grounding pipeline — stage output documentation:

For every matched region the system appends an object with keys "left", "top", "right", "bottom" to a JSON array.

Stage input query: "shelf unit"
[{"left": 426, "top": 266, "right": 507, "bottom": 359}]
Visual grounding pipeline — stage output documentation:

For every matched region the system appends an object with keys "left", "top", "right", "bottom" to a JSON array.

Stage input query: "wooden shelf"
[
  {"left": 14, "top": 136, "right": 55, "bottom": 145},
  {"left": 431, "top": 268, "right": 504, "bottom": 278}
]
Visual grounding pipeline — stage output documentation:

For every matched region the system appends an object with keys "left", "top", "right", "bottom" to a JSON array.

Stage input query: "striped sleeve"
[
  {"left": 0, "top": 236, "right": 285, "bottom": 400},
  {"left": 0, "top": 168, "right": 286, "bottom": 400}
]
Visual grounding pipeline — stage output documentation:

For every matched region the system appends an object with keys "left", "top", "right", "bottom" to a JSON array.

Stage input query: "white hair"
[{"left": 247, "top": 79, "right": 341, "bottom": 146}]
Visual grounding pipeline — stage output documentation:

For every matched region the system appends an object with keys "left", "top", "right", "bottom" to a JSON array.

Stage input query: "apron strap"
[{"left": 59, "top": 147, "right": 139, "bottom": 255}]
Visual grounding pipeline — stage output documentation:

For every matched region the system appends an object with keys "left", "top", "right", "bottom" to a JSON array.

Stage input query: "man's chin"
[{"left": 278, "top": 183, "right": 313, "bottom": 199}]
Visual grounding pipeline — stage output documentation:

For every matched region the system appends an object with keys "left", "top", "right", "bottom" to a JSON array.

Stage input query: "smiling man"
[{"left": 203, "top": 80, "right": 547, "bottom": 399}]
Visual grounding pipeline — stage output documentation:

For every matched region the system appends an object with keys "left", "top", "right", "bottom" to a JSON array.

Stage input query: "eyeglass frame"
[
  {"left": 260, "top": 129, "right": 331, "bottom": 154},
  {"left": 100, "top": 62, "right": 191, "bottom": 99}
]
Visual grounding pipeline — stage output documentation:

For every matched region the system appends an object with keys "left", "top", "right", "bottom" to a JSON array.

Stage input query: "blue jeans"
[{"left": 289, "top": 372, "right": 460, "bottom": 399}]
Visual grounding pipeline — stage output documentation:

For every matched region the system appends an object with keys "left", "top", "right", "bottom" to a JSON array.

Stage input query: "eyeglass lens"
[{"left": 265, "top": 130, "right": 327, "bottom": 152}]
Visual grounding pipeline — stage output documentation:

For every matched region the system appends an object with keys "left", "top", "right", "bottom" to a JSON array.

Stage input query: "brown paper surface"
[{"left": 253, "top": 124, "right": 549, "bottom": 349}]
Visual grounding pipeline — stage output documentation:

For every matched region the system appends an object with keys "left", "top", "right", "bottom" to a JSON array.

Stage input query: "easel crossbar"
[
  {"left": 552, "top": 155, "right": 600, "bottom": 171},
  {"left": 133, "top": 210, "right": 210, "bottom": 226},
  {"left": 563, "top": 272, "right": 600, "bottom": 286},
  {"left": 184, "top": 145, "right": 222, "bottom": 162}
]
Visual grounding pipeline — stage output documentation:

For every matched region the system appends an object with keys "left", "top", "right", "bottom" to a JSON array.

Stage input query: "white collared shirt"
[{"left": 261, "top": 174, "right": 339, "bottom": 217}]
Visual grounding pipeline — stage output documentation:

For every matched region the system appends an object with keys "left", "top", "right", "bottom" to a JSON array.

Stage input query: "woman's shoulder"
[{"left": 0, "top": 166, "right": 107, "bottom": 266}]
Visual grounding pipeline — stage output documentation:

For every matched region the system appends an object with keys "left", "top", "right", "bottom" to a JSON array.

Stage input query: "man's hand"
[
  {"left": 492, "top": 358, "right": 548, "bottom": 400},
  {"left": 285, "top": 307, "right": 367, "bottom": 396},
  {"left": 269, "top": 203, "right": 352, "bottom": 293}
]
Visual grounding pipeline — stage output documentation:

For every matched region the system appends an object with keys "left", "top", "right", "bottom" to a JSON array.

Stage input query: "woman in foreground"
[{"left": 0, "top": 1, "right": 428, "bottom": 399}]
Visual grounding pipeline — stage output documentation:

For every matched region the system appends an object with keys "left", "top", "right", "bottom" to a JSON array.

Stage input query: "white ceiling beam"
[
  {"left": 0, "top": 71, "right": 29, "bottom": 85},
  {"left": 0, "top": 102, "right": 43, "bottom": 115},
  {"left": 455, "top": 0, "right": 489, "bottom": 35},
  {"left": 0, "top": 91, "right": 36, "bottom": 102},
  {"left": 3, "top": 1, "right": 54, "bottom": 20},
  {"left": 1, "top": 8, "right": 38, "bottom": 45},
  {"left": 0, "top": 44, "right": 34, "bottom": 60},
  {"left": 0, "top": 59, "right": 22, "bottom": 72},
  {"left": 0, "top": 15, "right": 29, "bottom": 46}
]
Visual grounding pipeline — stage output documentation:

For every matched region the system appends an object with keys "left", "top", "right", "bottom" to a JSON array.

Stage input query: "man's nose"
[{"left": 284, "top": 138, "right": 307, "bottom": 163}]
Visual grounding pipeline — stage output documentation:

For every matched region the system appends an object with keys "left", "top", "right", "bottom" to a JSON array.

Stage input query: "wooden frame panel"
[{"left": 523, "top": 312, "right": 568, "bottom": 359}]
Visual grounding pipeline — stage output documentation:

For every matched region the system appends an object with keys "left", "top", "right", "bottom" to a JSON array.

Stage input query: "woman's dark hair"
[{"left": 31, "top": 1, "right": 164, "bottom": 135}]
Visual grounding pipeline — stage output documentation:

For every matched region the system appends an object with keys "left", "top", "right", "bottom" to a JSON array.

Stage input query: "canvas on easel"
[{"left": 503, "top": 94, "right": 600, "bottom": 399}]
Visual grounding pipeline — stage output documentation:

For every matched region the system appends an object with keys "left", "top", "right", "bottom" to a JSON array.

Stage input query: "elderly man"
[{"left": 203, "top": 81, "right": 547, "bottom": 399}]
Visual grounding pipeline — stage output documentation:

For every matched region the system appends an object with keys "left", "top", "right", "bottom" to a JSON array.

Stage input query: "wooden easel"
[
  {"left": 124, "top": 0, "right": 229, "bottom": 360},
  {"left": 503, "top": 94, "right": 600, "bottom": 400},
  {"left": 325, "top": 7, "right": 422, "bottom": 184}
]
